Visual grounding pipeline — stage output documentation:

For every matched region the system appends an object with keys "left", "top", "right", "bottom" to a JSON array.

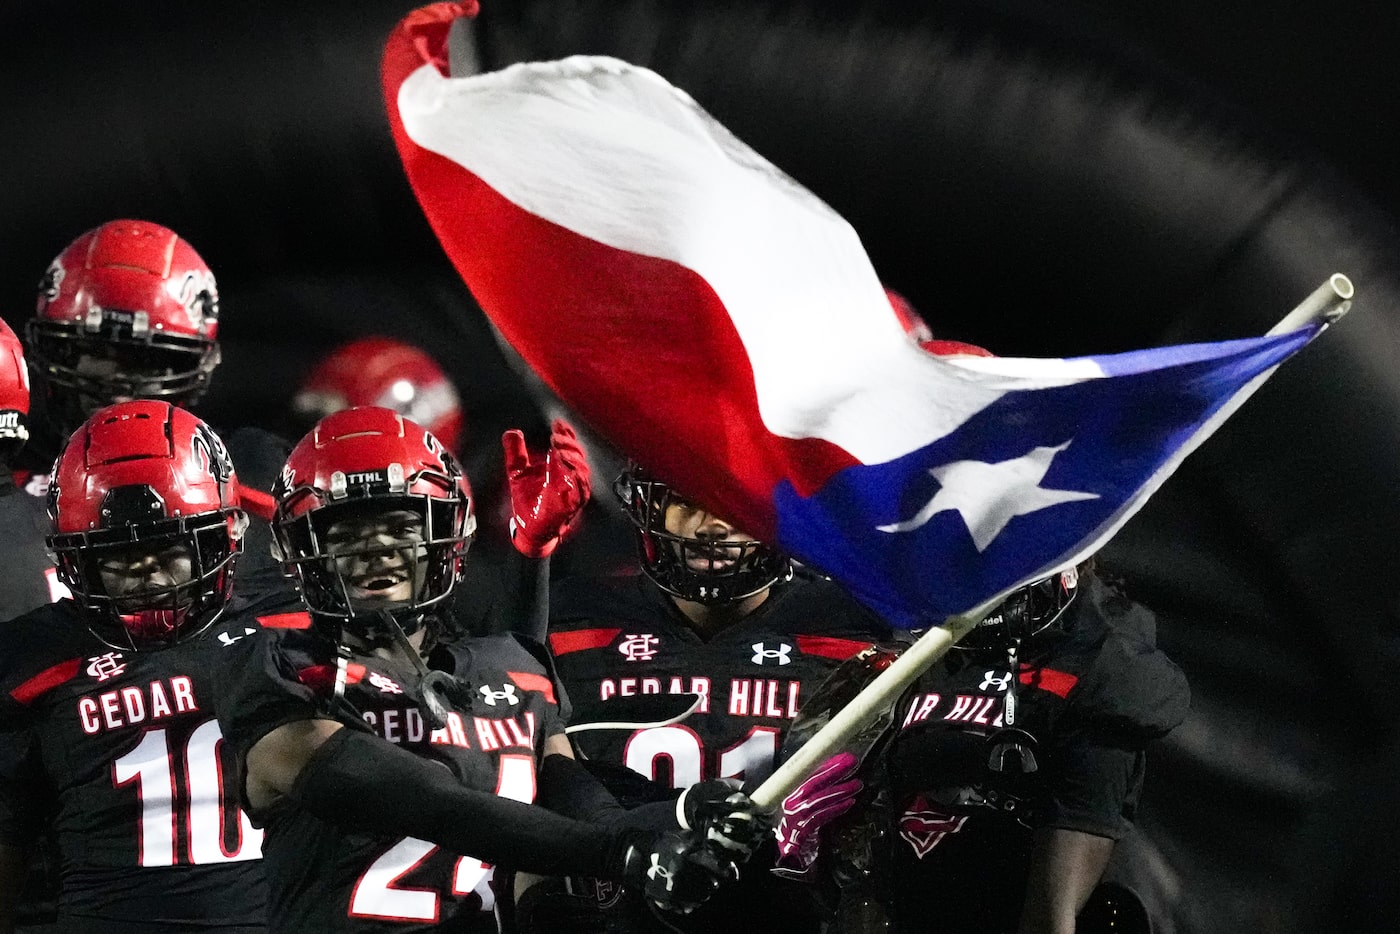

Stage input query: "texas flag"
[{"left": 383, "top": 4, "right": 1343, "bottom": 628}]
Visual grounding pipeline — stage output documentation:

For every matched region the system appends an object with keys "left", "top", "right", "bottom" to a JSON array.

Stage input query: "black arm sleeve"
[
  {"left": 537, "top": 753, "right": 679, "bottom": 833},
  {"left": 502, "top": 549, "right": 551, "bottom": 645},
  {"left": 290, "top": 728, "right": 648, "bottom": 878}
]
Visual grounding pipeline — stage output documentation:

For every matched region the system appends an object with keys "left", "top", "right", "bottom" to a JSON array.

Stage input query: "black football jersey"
[
  {"left": 879, "top": 575, "right": 1189, "bottom": 933},
  {"left": 549, "top": 573, "right": 890, "bottom": 791},
  {"left": 0, "top": 473, "right": 63, "bottom": 622},
  {"left": 215, "top": 611, "right": 567, "bottom": 934},
  {"left": 0, "top": 596, "right": 281, "bottom": 933}
]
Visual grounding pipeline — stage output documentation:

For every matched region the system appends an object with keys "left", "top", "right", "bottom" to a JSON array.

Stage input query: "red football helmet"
[
  {"left": 0, "top": 317, "right": 29, "bottom": 465},
  {"left": 28, "top": 220, "right": 222, "bottom": 437},
  {"left": 273, "top": 406, "right": 475, "bottom": 639},
  {"left": 292, "top": 337, "right": 464, "bottom": 454},
  {"left": 47, "top": 401, "right": 245, "bottom": 651}
]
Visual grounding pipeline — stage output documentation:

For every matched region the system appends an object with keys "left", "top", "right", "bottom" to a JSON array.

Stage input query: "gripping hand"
[
  {"left": 624, "top": 830, "right": 739, "bottom": 915},
  {"left": 678, "top": 779, "right": 772, "bottom": 860},
  {"left": 772, "top": 752, "right": 863, "bottom": 878}
]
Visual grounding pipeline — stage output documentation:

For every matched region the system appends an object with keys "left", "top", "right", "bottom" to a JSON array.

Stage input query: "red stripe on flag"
[
  {"left": 383, "top": 15, "right": 857, "bottom": 541},
  {"left": 548, "top": 628, "right": 623, "bottom": 657},
  {"left": 1018, "top": 666, "right": 1078, "bottom": 698},
  {"left": 508, "top": 671, "right": 557, "bottom": 705},
  {"left": 258, "top": 611, "right": 313, "bottom": 630},
  {"left": 10, "top": 658, "right": 82, "bottom": 705},
  {"left": 796, "top": 635, "right": 874, "bottom": 661}
]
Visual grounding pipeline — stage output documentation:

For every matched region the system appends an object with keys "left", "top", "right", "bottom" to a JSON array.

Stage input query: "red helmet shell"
[
  {"left": 0, "top": 317, "right": 29, "bottom": 451},
  {"left": 276, "top": 406, "right": 471, "bottom": 523},
  {"left": 51, "top": 400, "right": 239, "bottom": 533},
  {"left": 37, "top": 220, "right": 219, "bottom": 341},
  {"left": 293, "top": 337, "right": 463, "bottom": 454}
]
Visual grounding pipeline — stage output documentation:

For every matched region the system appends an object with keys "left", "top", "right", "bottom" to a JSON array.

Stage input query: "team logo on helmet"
[
  {"left": 38, "top": 260, "right": 65, "bottom": 303},
  {"left": 176, "top": 270, "right": 219, "bottom": 331},
  {"left": 190, "top": 422, "right": 233, "bottom": 483}
]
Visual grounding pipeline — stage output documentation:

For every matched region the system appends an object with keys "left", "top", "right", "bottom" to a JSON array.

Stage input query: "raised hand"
[{"left": 502, "top": 418, "right": 592, "bottom": 558}]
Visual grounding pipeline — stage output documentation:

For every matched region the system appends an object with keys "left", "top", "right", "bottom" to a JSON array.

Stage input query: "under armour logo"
[
  {"left": 647, "top": 854, "right": 675, "bottom": 891},
  {"left": 479, "top": 683, "right": 518, "bottom": 706},
  {"left": 751, "top": 642, "right": 793, "bottom": 666},
  {"left": 980, "top": 670, "right": 1013, "bottom": 692},
  {"left": 86, "top": 653, "right": 127, "bottom": 682},
  {"left": 618, "top": 633, "right": 660, "bottom": 662},
  {"left": 217, "top": 627, "right": 256, "bottom": 647},
  {"left": 369, "top": 672, "right": 404, "bottom": 694}
]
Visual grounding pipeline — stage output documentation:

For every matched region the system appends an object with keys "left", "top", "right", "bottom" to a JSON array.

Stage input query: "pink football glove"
[
  {"left": 503, "top": 419, "right": 592, "bottom": 558},
  {"left": 772, "top": 751, "right": 864, "bottom": 878}
]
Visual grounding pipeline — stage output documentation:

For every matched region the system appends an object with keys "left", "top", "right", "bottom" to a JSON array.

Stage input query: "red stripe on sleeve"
[
  {"left": 508, "top": 671, "right": 558, "bottom": 705},
  {"left": 10, "top": 658, "right": 82, "bottom": 706},
  {"left": 548, "top": 628, "right": 622, "bottom": 656},
  {"left": 796, "top": 635, "right": 874, "bottom": 661},
  {"left": 1019, "top": 666, "right": 1078, "bottom": 698},
  {"left": 297, "top": 662, "right": 367, "bottom": 695},
  {"left": 238, "top": 484, "right": 277, "bottom": 522},
  {"left": 258, "top": 611, "right": 313, "bottom": 630}
]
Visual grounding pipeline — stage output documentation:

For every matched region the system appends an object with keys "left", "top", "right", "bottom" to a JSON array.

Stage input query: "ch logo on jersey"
[
  {"left": 86, "top": 653, "right": 127, "bottom": 682},
  {"left": 898, "top": 795, "right": 969, "bottom": 859},
  {"left": 751, "top": 642, "right": 793, "bottom": 666},
  {"left": 479, "top": 684, "right": 518, "bottom": 706},
  {"left": 369, "top": 672, "right": 404, "bottom": 694},
  {"left": 218, "top": 627, "right": 256, "bottom": 647},
  {"left": 618, "top": 633, "right": 660, "bottom": 662},
  {"left": 980, "top": 670, "right": 1014, "bottom": 692}
]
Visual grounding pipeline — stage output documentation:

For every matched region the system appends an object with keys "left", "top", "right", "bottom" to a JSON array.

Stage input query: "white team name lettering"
[
  {"left": 599, "top": 677, "right": 710, "bottom": 713},
  {"left": 726, "top": 679, "right": 801, "bottom": 719},
  {"left": 902, "top": 693, "right": 943, "bottom": 727},
  {"left": 77, "top": 676, "right": 199, "bottom": 735},
  {"left": 473, "top": 713, "right": 536, "bottom": 752}
]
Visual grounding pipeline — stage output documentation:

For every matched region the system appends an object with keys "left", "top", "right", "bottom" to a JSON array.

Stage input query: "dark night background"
[{"left": 3, "top": 2, "right": 1399, "bottom": 931}]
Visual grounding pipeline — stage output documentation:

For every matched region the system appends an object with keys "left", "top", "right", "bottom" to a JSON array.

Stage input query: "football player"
[
  {"left": 776, "top": 566, "right": 1189, "bottom": 933},
  {"left": 24, "top": 220, "right": 221, "bottom": 461},
  {"left": 0, "top": 401, "right": 280, "bottom": 933},
  {"left": 531, "top": 464, "right": 893, "bottom": 931},
  {"left": 214, "top": 407, "right": 764, "bottom": 933},
  {"left": 21, "top": 219, "right": 297, "bottom": 590},
  {"left": 0, "top": 316, "right": 55, "bottom": 620},
  {"left": 0, "top": 317, "right": 64, "bottom": 931}
]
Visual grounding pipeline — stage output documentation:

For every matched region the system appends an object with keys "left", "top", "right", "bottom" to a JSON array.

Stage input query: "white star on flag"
[{"left": 877, "top": 441, "right": 1100, "bottom": 551}]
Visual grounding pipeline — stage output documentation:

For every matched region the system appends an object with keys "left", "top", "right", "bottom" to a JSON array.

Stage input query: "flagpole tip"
[{"left": 1269, "top": 274, "right": 1355, "bottom": 336}]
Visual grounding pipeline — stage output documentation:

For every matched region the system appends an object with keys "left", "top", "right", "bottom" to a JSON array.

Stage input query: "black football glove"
[
  {"left": 677, "top": 779, "right": 772, "bottom": 859},
  {"left": 623, "top": 830, "right": 740, "bottom": 915}
]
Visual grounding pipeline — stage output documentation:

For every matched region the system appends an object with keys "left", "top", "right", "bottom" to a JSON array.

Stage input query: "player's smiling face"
[
  {"left": 323, "top": 507, "right": 427, "bottom": 606},
  {"left": 662, "top": 498, "right": 756, "bottom": 572}
]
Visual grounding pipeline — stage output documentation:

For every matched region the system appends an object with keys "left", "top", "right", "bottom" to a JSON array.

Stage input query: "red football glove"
[{"left": 502, "top": 419, "right": 592, "bottom": 558}]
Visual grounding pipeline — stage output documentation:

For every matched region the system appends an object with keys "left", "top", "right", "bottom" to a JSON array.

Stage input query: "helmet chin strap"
[{"left": 373, "top": 610, "right": 471, "bottom": 731}]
